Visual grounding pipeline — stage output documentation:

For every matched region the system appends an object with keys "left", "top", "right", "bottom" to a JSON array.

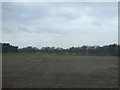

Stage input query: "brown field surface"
[{"left": 2, "top": 53, "right": 118, "bottom": 88}]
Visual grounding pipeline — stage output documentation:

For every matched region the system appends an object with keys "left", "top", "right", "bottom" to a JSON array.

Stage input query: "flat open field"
[{"left": 2, "top": 53, "right": 118, "bottom": 88}]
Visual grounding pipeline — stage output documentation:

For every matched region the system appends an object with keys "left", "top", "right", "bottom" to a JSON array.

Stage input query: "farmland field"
[{"left": 2, "top": 53, "right": 118, "bottom": 88}]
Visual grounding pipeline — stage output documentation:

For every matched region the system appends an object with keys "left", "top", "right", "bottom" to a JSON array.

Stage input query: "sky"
[{"left": 2, "top": 2, "right": 118, "bottom": 49}]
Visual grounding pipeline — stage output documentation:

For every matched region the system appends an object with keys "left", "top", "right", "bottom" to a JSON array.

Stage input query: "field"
[{"left": 2, "top": 53, "right": 118, "bottom": 88}]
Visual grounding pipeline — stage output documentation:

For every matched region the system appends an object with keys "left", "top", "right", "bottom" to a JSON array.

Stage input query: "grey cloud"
[{"left": 2, "top": 2, "right": 118, "bottom": 48}]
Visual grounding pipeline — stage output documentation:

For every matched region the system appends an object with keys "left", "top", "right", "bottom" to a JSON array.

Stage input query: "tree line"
[{"left": 1, "top": 43, "right": 120, "bottom": 56}]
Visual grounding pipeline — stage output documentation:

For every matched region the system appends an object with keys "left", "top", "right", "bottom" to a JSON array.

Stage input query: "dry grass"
[{"left": 2, "top": 53, "right": 118, "bottom": 88}]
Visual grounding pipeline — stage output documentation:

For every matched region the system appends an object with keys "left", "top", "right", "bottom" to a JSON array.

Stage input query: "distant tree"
[
  {"left": 1, "top": 43, "right": 119, "bottom": 56},
  {"left": 2, "top": 43, "right": 18, "bottom": 53},
  {"left": 19, "top": 46, "right": 39, "bottom": 53},
  {"left": 118, "top": 45, "right": 120, "bottom": 56},
  {"left": 107, "top": 44, "right": 117, "bottom": 56},
  {"left": 0, "top": 43, "right": 2, "bottom": 53}
]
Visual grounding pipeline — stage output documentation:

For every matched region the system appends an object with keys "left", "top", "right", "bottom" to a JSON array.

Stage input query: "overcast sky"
[{"left": 2, "top": 2, "right": 118, "bottom": 49}]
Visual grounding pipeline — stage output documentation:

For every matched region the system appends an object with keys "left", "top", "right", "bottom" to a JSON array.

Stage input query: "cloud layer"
[{"left": 2, "top": 2, "right": 118, "bottom": 48}]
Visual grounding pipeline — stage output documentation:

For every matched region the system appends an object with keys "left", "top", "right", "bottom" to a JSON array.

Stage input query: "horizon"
[
  {"left": 2, "top": 2, "right": 118, "bottom": 49},
  {"left": 1, "top": 42, "right": 118, "bottom": 49}
]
